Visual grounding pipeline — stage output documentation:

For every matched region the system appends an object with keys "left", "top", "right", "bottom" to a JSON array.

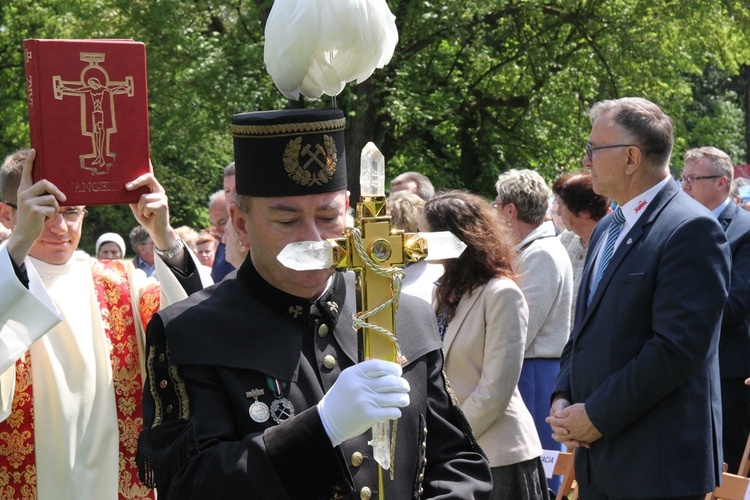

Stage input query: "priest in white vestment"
[{"left": 0, "top": 148, "right": 212, "bottom": 499}]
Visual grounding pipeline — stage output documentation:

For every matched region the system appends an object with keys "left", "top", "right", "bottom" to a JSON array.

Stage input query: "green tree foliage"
[
  {"left": 357, "top": 0, "right": 750, "bottom": 197},
  {"left": 684, "top": 64, "right": 746, "bottom": 167},
  {"left": 1, "top": 0, "right": 750, "bottom": 252}
]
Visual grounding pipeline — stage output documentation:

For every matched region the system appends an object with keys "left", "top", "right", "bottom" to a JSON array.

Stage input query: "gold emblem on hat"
[{"left": 284, "top": 135, "right": 337, "bottom": 186}]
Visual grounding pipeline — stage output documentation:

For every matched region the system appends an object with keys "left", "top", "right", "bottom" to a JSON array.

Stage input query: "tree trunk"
[
  {"left": 459, "top": 112, "right": 481, "bottom": 191},
  {"left": 346, "top": 79, "right": 378, "bottom": 201}
]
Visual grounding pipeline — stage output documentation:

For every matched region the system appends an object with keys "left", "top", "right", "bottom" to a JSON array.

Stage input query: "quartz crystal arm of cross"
[{"left": 277, "top": 230, "right": 465, "bottom": 271}]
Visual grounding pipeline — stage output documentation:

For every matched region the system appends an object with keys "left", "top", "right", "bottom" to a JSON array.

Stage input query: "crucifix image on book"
[{"left": 53, "top": 52, "right": 134, "bottom": 175}]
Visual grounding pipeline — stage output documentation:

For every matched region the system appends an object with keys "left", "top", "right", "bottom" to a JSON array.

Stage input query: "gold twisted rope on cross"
[
  {"left": 347, "top": 226, "right": 404, "bottom": 360},
  {"left": 346, "top": 226, "right": 403, "bottom": 480}
]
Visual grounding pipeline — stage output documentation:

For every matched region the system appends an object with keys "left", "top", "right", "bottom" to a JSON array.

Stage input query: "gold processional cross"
[{"left": 279, "top": 143, "right": 465, "bottom": 500}]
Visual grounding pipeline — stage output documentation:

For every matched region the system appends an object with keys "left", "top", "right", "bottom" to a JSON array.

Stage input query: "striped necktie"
[{"left": 588, "top": 207, "right": 626, "bottom": 304}]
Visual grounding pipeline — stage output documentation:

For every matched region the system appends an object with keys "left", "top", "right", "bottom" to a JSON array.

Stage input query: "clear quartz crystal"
[
  {"left": 277, "top": 240, "right": 333, "bottom": 271},
  {"left": 360, "top": 142, "right": 385, "bottom": 197},
  {"left": 418, "top": 231, "right": 467, "bottom": 261},
  {"left": 370, "top": 420, "right": 391, "bottom": 470}
]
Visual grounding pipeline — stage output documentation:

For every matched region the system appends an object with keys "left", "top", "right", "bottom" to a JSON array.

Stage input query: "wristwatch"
[{"left": 154, "top": 238, "right": 185, "bottom": 260}]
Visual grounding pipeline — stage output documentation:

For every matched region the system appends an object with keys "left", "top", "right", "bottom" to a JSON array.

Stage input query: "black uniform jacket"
[
  {"left": 137, "top": 259, "right": 492, "bottom": 499},
  {"left": 717, "top": 201, "right": 750, "bottom": 379}
]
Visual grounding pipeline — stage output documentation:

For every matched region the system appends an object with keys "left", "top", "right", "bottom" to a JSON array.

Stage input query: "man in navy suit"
[
  {"left": 681, "top": 146, "right": 750, "bottom": 473},
  {"left": 547, "top": 98, "right": 731, "bottom": 499}
]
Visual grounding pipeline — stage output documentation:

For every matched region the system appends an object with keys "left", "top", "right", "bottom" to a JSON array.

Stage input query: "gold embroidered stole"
[
  {"left": 0, "top": 260, "right": 160, "bottom": 499},
  {"left": 0, "top": 352, "right": 35, "bottom": 499},
  {"left": 94, "top": 260, "right": 159, "bottom": 499}
]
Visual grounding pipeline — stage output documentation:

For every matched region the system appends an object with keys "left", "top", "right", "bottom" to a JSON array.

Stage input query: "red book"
[{"left": 23, "top": 39, "right": 151, "bottom": 205}]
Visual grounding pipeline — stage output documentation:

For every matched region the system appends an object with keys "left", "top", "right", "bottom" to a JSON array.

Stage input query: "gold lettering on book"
[
  {"left": 53, "top": 52, "right": 134, "bottom": 175},
  {"left": 25, "top": 76, "right": 33, "bottom": 110},
  {"left": 24, "top": 49, "right": 33, "bottom": 110},
  {"left": 64, "top": 180, "right": 121, "bottom": 193}
]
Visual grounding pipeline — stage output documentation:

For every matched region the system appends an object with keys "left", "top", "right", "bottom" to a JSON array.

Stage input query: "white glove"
[{"left": 318, "top": 358, "right": 410, "bottom": 447}]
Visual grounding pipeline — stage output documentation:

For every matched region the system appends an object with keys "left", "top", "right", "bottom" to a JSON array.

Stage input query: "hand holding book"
[
  {"left": 4, "top": 149, "right": 68, "bottom": 266},
  {"left": 126, "top": 167, "right": 183, "bottom": 263},
  {"left": 4, "top": 147, "right": 183, "bottom": 268}
]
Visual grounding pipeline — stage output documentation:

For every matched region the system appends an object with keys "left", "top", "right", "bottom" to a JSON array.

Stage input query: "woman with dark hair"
[
  {"left": 552, "top": 171, "right": 611, "bottom": 323},
  {"left": 421, "top": 190, "right": 549, "bottom": 500}
]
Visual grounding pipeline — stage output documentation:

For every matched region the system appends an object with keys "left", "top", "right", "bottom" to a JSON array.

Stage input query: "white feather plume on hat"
[{"left": 264, "top": 0, "right": 398, "bottom": 100}]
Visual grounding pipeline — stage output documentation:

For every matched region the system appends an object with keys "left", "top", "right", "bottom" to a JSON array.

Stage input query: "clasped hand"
[{"left": 546, "top": 396, "right": 602, "bottom": 449}]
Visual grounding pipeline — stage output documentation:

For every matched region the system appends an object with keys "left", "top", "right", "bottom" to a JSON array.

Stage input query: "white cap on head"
[{"left": 95, "top": 232, "right": 126, "bottom": 258}]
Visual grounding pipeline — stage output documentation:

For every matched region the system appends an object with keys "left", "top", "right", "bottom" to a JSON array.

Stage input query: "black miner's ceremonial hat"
[{"left": 231, "top": 108, "right": 347, "bottom": 197}]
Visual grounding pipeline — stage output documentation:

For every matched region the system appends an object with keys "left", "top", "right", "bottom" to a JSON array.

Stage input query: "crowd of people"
[{"left": 0, "top": 96, "right": 748, "bottom": 500}]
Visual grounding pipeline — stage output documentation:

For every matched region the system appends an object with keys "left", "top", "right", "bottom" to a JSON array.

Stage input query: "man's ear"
[
  {"left": 717, "top": 175, "right": 729, "bottom": 193},
  {"left": 230, "top": 205, "right": 251, "bottom": 248},
  {"left": 624, "top": 145, "right": 643, "bottom": 175},
  {"left": 0, "top": 202, "right": 14, "bottom": 230}
]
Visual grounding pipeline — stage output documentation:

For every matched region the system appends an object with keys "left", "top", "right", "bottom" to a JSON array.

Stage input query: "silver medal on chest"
[
  {"left": 249, "top": 401, "right": 271, "bottom": 423},
  {"left": 246, "top": 389, "right": 270, "bottom": 423}
]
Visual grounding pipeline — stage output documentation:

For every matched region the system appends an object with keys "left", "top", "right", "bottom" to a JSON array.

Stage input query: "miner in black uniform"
[{"left": 136, "top": 107, "right": 492, "bottom": 499}]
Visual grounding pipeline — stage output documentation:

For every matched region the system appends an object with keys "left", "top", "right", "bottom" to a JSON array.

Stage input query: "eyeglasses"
[
  {"left": 679, "top": 175, "right": 722, "bottom": 185},
  {"left": 60, "top": 208, "right": 87, "bottom": 222},
  {"left": 4, "top": 202, "right": 87, "bottom": 222},
  {"left": 585, "top": 143, "right": 638, "bottom": 162},
  {"left": 491, "top": 200, "right": 504, "bottom": 208}
]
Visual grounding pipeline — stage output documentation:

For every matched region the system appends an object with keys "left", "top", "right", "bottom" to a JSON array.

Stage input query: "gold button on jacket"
[
  {"left": 323, "top": 355, "right": 337, "bottom": 370},
  {"left": 351, "top": 451, "right": 364, "bottom": 467}
]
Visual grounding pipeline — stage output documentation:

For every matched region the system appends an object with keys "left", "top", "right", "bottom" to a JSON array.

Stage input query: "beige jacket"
[{"left": 441, "top": 277, "right": 542, "bottom": 467}]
